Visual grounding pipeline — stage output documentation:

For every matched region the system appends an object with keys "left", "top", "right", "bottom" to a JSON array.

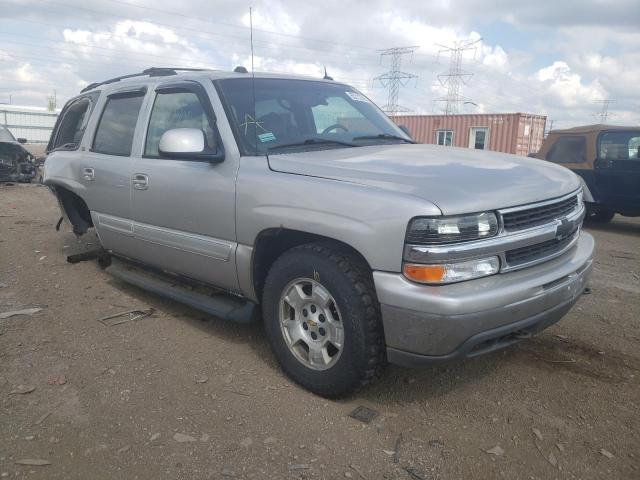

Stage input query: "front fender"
[{"left": 236, "top": 157, "right": 441, "bottom": 273}]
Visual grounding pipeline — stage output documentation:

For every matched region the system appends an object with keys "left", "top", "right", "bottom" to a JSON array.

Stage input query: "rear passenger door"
[
  {"left": 82, "top": 87, "right": 147, "bottom": 257},
  {"left": 129, "top": 80, "right": 239, "bottom": 291}
]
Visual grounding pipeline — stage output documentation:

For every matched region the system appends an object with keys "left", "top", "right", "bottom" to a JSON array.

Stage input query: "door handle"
[
  {"left": 82, "top": 167, "right": 95, "bottom": 181},
  {"left": 132, "top": 173, "right": 149, "bottom": 190}
]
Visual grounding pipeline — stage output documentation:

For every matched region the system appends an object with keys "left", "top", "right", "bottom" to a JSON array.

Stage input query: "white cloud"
[
  {"left": 241, "top": 9, "right": 300, "bottom": 36},
  {"left": 1, "top": 0, "right": 638, "bottom": 126},
  {"left": 16, "top": 64, "right": 37, "bottom": 83},
  {"left": 481, "top": 45, "right": 508, "bottom": 71},
  {"left": 536, "top": 61, "right": 605, "bottom": 107}
]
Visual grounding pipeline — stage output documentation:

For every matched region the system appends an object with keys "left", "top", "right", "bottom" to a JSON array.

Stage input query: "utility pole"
[
  {"left": 593, "top": 99, "right": 615, "bottom": 123},
  {"left": 373, "top": 46, "right": 418, "bottom": 116},
  {"left": 436, "top": 38, "right": 481, "bottom": 115}
]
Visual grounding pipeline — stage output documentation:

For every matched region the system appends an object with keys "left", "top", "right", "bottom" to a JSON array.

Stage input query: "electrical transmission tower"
[
  {"left": 593, "top": 99, "right": 615, "bottom": 123},
  {"left": 436, "top": 38, "right": 481, "bottom": 115},
  {"left": 373, "top": 46, "right": 418, "bottom": 116},
  {"left": 47, "top": 90, "right": 57, "bottom": 112}
]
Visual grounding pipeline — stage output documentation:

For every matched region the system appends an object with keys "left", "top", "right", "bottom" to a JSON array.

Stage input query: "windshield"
[{"left": 215, "top": 78, "right": 411, "bottom": 155}]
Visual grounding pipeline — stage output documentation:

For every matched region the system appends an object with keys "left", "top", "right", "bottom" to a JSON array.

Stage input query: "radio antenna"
[{"left": 249, "top": 7, "right": 260, "bottom": 156}]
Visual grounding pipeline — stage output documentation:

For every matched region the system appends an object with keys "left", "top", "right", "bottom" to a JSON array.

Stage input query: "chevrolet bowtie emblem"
[{"left": 556, "top": 218, "right": 573, "bottom": 239}]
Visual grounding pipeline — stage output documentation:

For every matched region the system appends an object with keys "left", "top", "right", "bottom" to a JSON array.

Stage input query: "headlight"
[
  {"left": 403, "top": 256, "right": 500, "bottom": 284},
  {"left": 406, "top": 212, "right": 498, "bottom": 245}
]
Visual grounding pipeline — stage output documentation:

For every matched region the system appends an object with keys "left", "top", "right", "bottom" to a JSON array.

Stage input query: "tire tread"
[{"left": 262, "top": 241, "right": 386, "bottom": 396}]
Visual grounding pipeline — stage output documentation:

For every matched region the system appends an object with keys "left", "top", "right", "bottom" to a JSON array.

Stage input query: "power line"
[
  {"left": 373, "top": 46, "right": 418, "bottom": 116},
  {"left": 100, "top": 0, "right": 378, "bottom": 51},
  {"left": 31, "top": 0, "right": 382, "bottom": 60},
  {"left": 7, "top": 16, "right": 382, "bottom": 71},
  {"left": 435, "top": 38, "right": 481, "bottom": 115}
]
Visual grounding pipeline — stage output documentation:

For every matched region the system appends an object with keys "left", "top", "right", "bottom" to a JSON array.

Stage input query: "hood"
[{"left": 267, "top": 144, "right": 580, "bottom": 215}]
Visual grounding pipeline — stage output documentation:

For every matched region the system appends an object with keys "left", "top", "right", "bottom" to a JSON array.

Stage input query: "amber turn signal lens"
[
  {"left": 403, "top": 264, "right": 446, "bottom": 283},
  {"left": 403, "top": 257, "right": 500, "bottom": 284}
]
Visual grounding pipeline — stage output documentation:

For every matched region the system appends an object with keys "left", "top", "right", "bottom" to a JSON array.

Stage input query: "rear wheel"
[{"left": 262, "top": 242, "right": 385, "bottom": 397}]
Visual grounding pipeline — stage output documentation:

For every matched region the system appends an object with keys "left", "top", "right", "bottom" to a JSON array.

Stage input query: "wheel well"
[
  {"left": 252, "top": 228, "right": 372, "bottom": 302},
  {"left": 54, "top": 186, "right": 93, "bottom": 235}
]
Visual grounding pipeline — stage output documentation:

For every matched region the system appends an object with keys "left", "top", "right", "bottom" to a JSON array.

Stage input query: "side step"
[{"left": 105, "top": 258, "right": 258, "bottom": 323}]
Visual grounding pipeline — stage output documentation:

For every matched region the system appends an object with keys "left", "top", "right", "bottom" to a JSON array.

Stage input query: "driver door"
[
  {"left": 595, "top": 130, "right": 640, "bottom": 208},
  {"left": 129, "top": 79, "right": 240, "bottom": 292}
]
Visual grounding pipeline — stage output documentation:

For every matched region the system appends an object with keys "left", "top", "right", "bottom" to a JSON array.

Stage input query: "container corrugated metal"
[{"left": 392, "top": 113, "right": 546, "bottom": 156}]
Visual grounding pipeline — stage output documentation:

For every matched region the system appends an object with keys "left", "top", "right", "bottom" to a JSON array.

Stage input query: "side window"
[
  {"left": 144, "top": 90, "right": 215, "bottom": 157},
  {"left": 311, "top": 96, "right": 376, "bottom": 133},
  {"left": 52, "top": 98, "right": 92, "bottom": 150},
  {"left": 598, "top": 131, "right": 640, "bottom": 160},
  {"left": 436, "top": 130, "right": 453, "bottom": 146},
  {"left": 92, "top": 92, "right": 145, "bottom": 156},
  {"left": 545, "top": 135, "right": 587, "bottom": 164}
]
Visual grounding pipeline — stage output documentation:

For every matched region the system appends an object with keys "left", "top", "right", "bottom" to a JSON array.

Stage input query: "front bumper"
[{"left": 374, "top": 232, "right": 594, "bottom": 366}]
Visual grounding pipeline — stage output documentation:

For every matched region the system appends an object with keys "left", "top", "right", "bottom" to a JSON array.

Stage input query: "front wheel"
[{"left": 262, "top": 242, "right": 385, "bottom": 397}]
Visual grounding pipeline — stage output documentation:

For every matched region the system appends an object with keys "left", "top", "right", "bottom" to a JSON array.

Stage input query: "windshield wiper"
[
  {"left": 352, "top": 134, "right": 415, "bottom": 144},
  {"left": 267, "top": 137, "right": 358, "bottom": 152}
]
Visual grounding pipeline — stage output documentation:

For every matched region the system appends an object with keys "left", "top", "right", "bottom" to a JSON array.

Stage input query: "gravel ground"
[{"left": 1, "top": 183, "right": 639, "bottom": 479}]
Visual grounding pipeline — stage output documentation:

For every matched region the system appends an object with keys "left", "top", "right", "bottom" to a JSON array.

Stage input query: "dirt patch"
[{"left": 1, "top": 184, "right": 639, "bottom": 479}]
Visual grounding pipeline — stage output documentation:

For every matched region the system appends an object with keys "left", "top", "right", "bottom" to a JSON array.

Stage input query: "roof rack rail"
[{"left": 80, "top": 67, "right": 210, "bottom": 93}]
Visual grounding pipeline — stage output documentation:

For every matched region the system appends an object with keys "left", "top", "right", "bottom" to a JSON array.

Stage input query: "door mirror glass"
[
  {"left": 159, "top": 128, "right": 205, "bottom": 157},
  {"left": 17, "top": 137, "right": 27, "bottom": 144}
]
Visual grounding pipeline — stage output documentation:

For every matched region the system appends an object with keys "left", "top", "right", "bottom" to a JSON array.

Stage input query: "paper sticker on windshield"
[
  {"left": 345, "top": 91, "right": 368, "bottom": 102},
  {"left": 258, "top": 132, "right": 276, "bottom": 143}
]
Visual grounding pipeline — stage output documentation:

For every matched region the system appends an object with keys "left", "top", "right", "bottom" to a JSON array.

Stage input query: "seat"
[{"left": 602, "top": 144, "right": 628, "bottom": 161}]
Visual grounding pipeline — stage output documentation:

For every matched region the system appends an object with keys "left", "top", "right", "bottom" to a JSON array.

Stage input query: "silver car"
[{"left": 44, "top": 67, "right": 593, "bottom": 397}]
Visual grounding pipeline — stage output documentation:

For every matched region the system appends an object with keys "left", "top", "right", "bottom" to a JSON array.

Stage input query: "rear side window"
[
  {"left": 545, "top": 135, "right": 587, "bottom": 164},
  {"left": 52, "top": 98, "right": 92, "bottom": 150},
  {"left": 93, "top": 92, "right": 145, "bottom": 156},
  {"left": 599, "top": 131, "right": 640, "bottom": 160}
]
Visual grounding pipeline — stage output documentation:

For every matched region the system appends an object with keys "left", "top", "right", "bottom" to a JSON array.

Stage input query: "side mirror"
[
  {"left": 158, "top": 128, "right": 224, "bottom": 163},
  {"left": 17, "top": 137, "right": 27, "bottom": 144},
  {"left": 398, "top": 124, "right": 412, "bottom": 139}
]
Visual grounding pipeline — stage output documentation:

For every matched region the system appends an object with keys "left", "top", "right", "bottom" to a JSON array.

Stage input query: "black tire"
[
  {"left": 591, "top": 210, "right": 615, "bottom": 223},
  {"left": 262, "top": 242, "right": 385, "bottom": 397}
]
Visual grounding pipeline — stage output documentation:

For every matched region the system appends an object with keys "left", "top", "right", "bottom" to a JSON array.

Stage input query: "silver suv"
[{"left": 44, "top": 67, "right": 594, "bottom": 397}]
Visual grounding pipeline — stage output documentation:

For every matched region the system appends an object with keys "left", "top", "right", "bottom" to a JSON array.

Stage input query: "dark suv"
[{"left": 535, "top": 124, "right": 640, "bottom": 222}]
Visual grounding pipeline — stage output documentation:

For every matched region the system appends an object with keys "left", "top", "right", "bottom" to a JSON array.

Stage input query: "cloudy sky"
[{"left": 1, "top": 0, "right": 639, "bottom": 127}]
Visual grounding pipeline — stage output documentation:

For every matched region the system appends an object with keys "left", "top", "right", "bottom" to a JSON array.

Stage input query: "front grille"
[
  {"left": 505, "top": 228, "right": 578, "bottom": 266},
  {"left": 502, "top": 195, "right": 578, "bottom": 231}
]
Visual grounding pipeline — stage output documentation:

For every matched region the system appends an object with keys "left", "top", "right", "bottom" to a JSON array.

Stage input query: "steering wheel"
[{"left": 321, "top": 123, "right": 349, "bottom": 134}]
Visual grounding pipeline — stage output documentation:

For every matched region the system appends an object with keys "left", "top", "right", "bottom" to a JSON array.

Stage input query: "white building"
[{"left": 0, "top": 104, "right": 60, "bottom": 144}]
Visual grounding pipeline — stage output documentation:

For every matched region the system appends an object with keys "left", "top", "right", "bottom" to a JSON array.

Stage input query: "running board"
[{"left": 105, "top": 258, "right": 258, "bottom": 323}]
